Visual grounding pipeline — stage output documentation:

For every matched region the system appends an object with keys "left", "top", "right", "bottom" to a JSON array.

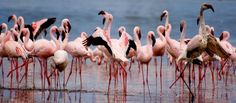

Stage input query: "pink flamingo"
[
  {"left": 25, "top": 26, "right": 60, "bottom": 89},
  {"left": 0, "top": 23, "right": 10, "bottom": 86},
  {"left": 64, "top": 32, "right": 90, "bottom": 88},
  {"left": 153, "top": 25, "right": 166, "bottom": 78},
  {"left": 83, "top": 26, "right": 130, "bottom": 93},
  {"left": 136, "top": 31, "right": 156, "bottom": 94},
  {"left": 118, "top": 26, "right": 137, "bottom": 70},
  {"left": 2, "top": 28, "right": 28, "bottom": 88}
]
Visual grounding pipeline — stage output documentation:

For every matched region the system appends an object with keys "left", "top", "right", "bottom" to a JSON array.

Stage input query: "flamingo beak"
[
  {"left": 206, "top": 4, "right": 214, "bottom": 12},
  {"left": 138, "top": 30, "right": 141, "bottom": 40},
  {"left": 151, "top": 34, "right": 156, "bottom": 47},
  {"left": 180, "top": 23, "right": 184, "bottom": 33},
  {"left": 102, "top": 18, "right": 105, "bottom": 25},
  {"left": 160, "top": 12, "right": 166, "bottom": 21},
  {"left": 219, "top": 32, "right": 224, "bottom": 41},
  {"left": 119, "top": 31, "right": 122, "bottom": 37},
  {"left": 211, "top": 29, "right": 214, "bottom": 36},
  {"left": 55, "top": 29, "right": 60, "bottom": 40},
  {"left": 67, "top": 21, "right": 71, "bottom": 33},
  {"left": 197, "top": 16, "right": 200, "bottom": 25},
  {"left": 0, "top": 25, "right": 2, "bottom": 33},
  {"left": 98, "top": 10, "right": 106, "bottom": 15},
  {"left": 61, "top": 30, "right": 66, "bottom": 41},
  {"left": 8, "top": 15, "right": 13, "bottom": 22}
]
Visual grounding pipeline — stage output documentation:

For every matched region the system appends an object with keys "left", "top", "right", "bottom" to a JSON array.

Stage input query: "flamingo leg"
[
  {"left": 75, "top": 58, "right": 77, "bottom": 85},
  {"left": 66, "top": 57, "right": 74, "bottom": 86},
  {"left": 79, "top": 58, "right": 82, "bottom": 89},
  {"left": 108, "top": 63, "right": 112, "bottom": 93},
  {"left": 0, "top": 58, "right": 4, "bottom": 87},
  {"left": 146, "top": 64, "right": 151, "bottom": 97},
  {"left": 128, "top": 58, "right": 133, "bottom": 71}
]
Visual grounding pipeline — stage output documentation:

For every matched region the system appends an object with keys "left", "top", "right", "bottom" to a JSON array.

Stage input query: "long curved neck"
[
  {"left": 50, "top": 30, "right": 59, "bottom": 50},
  {"left": 24, "top": 30, "right": 33, "bottom": 51},
  {"left": 134, "top": 30, "right": 141, "bottom": 47},
  {"left": 180, "top": 26, "right": 186, "bottom": 48},
  {"left": 61, "top": 33, "right": 69, "bottom": 49},
  {"left": 103, "top": 17, "right": 112, "bottom": 39},
  {"left": 165, "top": 14, "right": 169, "bottom": 29},
  {"left": 157, "top": 28, "right": 165, "bottom": 41},
  {"left": 2, "top": 31, "right": 10, "bottom": 46},
  {"left": 199, "top": 9, "right": 206, "bottom": 35}
]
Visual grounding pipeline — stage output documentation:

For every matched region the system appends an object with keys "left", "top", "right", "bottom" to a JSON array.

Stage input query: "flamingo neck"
[
  {"left": 165, "top": 15, "right": 169, "bottom": 29},
  {"left": 157, "top": 28, "right": 165, "bottom": 41},
  {"left": 134, "top": 31, "right": 141, "bottom": 47},
  {"left": 50, "top": 30, "right": 59, "bottom": 51},
  {"left": 180, "top": 27, "right": 186, "bottom": 48},
  {"left": 2, "top": 31, "right": 10, "bottom": 46}
]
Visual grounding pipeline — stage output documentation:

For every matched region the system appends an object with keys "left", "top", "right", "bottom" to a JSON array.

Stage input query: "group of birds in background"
[{"left": 0, "top": 3, "right": 235, "bottom": 97}]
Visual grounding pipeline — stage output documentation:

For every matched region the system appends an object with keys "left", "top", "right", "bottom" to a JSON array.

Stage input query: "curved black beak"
[
  {"left": 102, "top": 18, "right": 105, "bottom": 25},
  {"left": 63, "top": 21, "right": 71, "bottom": 33},
  {"left": 119, "top": 31, "right": 122, "bottom": 37},
  {"left": 211, "top": 29, "right": 214, "bottom": 36},
  {"left": 138, "top": 29, "right": 141, "bottom": 40},
  {"left": 20, "top": 31, "right": 24, "bottom": 43},
  {"left": 151, "top": 34, "right": 156, "bottom": 47},
  {"left": 55, "top": 28, "right": 60, "bottom": 40},
  {"left": 98, "top": 10, "right": 106, "bottom": 15},
  {"left": 219, "top": 33, "right": 223, "bottom": 41},
  {"left": 197, "top": 16, "right": 200, "bottom": 25},
  {"left": 8, "top": 15, "right": 13, "bottom": 22},
  {"left": 160, "top": 12, "right": 166, "bottom": 21},
  {"left": 0, "top": 25, "right": 2, "bottom": 33},
  {"left": 67, "top": 21, "right": 71, "bottom": 33},
  {"left": 206, "top": 4, "right": 214, "bottom": 12},
  {"left": 162, "top": 29, "right": 166, "bottom": 36},
  {"left": 61, "top": 30, "right": 66, "bottom": 41}
]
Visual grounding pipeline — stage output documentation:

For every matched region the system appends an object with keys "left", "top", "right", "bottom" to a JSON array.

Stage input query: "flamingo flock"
[{"left": 0, "top": 3, "right": 235, "bottom": 98}]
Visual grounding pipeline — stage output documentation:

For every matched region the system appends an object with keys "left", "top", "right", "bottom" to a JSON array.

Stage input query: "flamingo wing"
[{"left": 206, "top": 34, "right": 230, "bottom": 59}]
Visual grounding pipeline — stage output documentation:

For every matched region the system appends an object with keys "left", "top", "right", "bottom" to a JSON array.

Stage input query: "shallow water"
[
  {"left": 0, "top": 58, "right": 236, "bottom": 103},
  {"left": 1, "top": 0, "right": 236, "bottom": 103}
]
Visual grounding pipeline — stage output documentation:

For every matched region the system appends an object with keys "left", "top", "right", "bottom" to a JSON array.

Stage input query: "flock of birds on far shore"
[{"left": 0, "top": 3, "right": 235, "bottom": 98}]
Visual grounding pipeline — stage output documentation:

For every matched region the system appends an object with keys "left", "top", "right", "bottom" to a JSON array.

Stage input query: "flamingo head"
[
  {"left": 220, "top": 31, "right": 230, "bottom": 41},
  {"left": 148, "top": 31, "right": 156, "bottom": 47},
  {"left": 0, "top": 23, "right": 7, "bottom": 33},
  {"left": 134, "top": 26, "right": 141, "bottom": 40},
  {"left": 201, "top": 3, "right": 214, "bottom": 13},
  {"left": 62, "top": 18, "right": 71, "bottom": 33},
  {"left": 210, "top": 27, "right": 215, "bottom": 36},
  {"left": 8, "top": 14, "right": 17, "bottom": 22},
  {"left": 160, "top": 10, "right": 168, "bottom": 21},
  {"left": 118, "top": 26, "right": 126, "bottom": 37}
]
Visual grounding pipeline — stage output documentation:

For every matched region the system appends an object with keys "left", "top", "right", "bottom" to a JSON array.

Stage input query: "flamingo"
[
  {"left": 0, "top": 23, "right": 10, "bottom": 86},
  {"left": 160, "top": 10, "right": 182, "bottom": 68},
  {"left": 118, "top": 26, "right": 137, "bottom": 70},
  {"left": 136, "top": 31, "right": 156, "bottom": 94},
  {"left": 172, "top": 3, "right": 229, "bottom": 97},
  {"left": 153, "top": 25, "right": 166, "bottom": 77},
  {"left": 64, "top": 32, "right": 90, "bottom": 87},
  {"left": 2, "top": 28, "right": 29, "bottom": 88},
  {"left": 83, "top": 26, "right": 133, "bottom": 93},
  {"left": 27, "top": 26, "right": 60, "bottom": 88}
]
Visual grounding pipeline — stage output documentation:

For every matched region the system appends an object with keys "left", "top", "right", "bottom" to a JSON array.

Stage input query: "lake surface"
[{"left": 0, "top": 0, "right": 236, "bottom": 103}]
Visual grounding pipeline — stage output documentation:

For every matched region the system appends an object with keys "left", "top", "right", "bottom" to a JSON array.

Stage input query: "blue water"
[{"left": 1, "top": 0, "right": 236, "bottom": 44}]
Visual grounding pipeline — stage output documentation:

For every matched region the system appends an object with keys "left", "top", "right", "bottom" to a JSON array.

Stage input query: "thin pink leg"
[{"left": 66, "top": 58, "right": 74, "bottom": 86}]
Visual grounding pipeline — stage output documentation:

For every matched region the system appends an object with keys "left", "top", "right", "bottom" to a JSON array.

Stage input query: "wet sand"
[{"left": 0, "top": 57, "right": 236, "bottom": 103}]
